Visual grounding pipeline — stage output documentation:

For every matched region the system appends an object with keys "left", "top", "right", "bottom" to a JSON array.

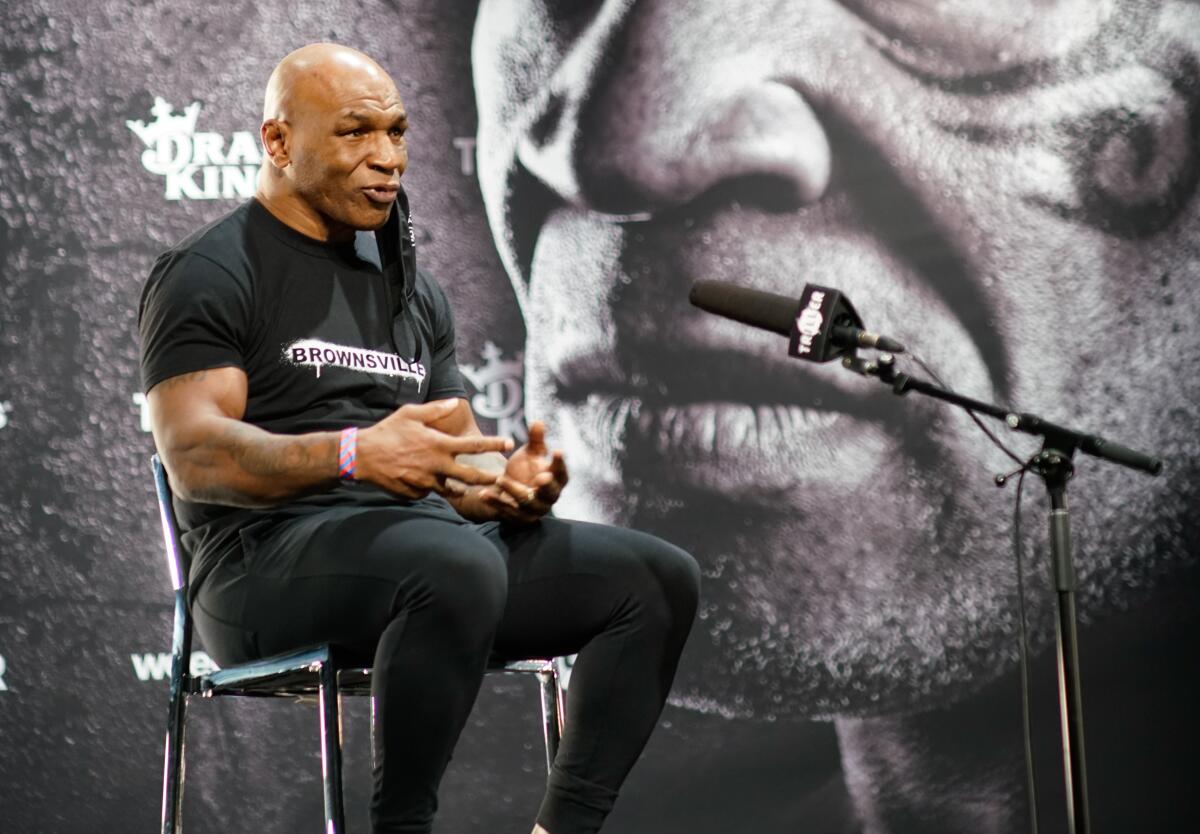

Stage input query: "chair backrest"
[
  {"left": 152, "top": 454, "right": 194, "bottom": 669},
  {"left": 151, "top": 454, "right": 189, "bottom": 594}
]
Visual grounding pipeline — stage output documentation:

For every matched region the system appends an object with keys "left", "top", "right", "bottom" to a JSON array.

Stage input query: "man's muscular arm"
[
  {"left": 148, "top": 366, "right": 510, "bottom": 507},
  {"left": 148, "top": 367, "right": 335, "bottom": 506}
]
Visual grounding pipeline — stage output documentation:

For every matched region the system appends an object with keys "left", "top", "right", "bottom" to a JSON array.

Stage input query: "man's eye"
[
  {"left": 850, "top": 0, "right": 1105, "bottom": 78},
  {"left": 1039, "top": 89, "right": 1198, "bottom": 238},
  {"left": 940, "top": 59, "right": 1200, "bottom": 239}
]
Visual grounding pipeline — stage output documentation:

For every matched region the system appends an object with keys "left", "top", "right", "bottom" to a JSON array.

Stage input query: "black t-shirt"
[{"left": 139, "top": 194, "right": 469, "bottom": 593}]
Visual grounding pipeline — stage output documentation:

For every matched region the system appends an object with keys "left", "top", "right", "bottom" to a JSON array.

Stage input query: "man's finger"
[
  {"left": 385, "top": 479, "right": 425, "bottom": 500},
  {"left": 495, "top": 488, "right": 544, "bottom": 519},
  {"left": 521, "top": 496, "right": 552, "bottom": 517},
  {"left": 436, "top": 476, "right": 467, "bottom": 498},
  {"left": 400, "top": 470, "right": 438, "bottom": 492},
  {"left": 444, "top": 434, "right": 514, "bottom": 455},
  {"left": 530, "top": 453, "right": 567, "bottom": 504},
  {"left": 478, "top": 488, "right": 538, "bottom": 523},
  {"left": 397, "top": 398, "right": 460, "bottom": 422},
  {"left": 526, "top": 420, "right": 548, "bottom": 455},
  {"left": 480, "top": 487, "right": 521, "bottom": 511},
  {"left": 514, "top": 479, "right": 552, "bottom": 515},
  {"left": 550, "top": 450, "right": 569, "bottom": 486},
  {"left": 532, "top": 471, "right": 562, "bottom": 504},
  {"left": 495, "top": 473, "right": 537, "bottom": 504},
  {"left": 493, "top": 488, "right": 522, "bottom": 510},
  {"left": 440, "top": 460, "right": 501, "bottom": 486}
]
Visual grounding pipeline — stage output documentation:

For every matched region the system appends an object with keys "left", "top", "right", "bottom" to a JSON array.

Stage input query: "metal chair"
[{"left": 151, "top": 454, "right": 564, "bottom": 833}]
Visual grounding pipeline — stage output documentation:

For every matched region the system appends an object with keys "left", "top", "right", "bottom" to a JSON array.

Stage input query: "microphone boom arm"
[
  {"left": 844, "top": 353, "right": 1163, "bottom": 475},
  {"left": 841, "top": 350, "right": 1164, "bottom": 834}
]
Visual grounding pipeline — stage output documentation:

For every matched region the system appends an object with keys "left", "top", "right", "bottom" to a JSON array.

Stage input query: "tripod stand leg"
[
  {"left": 1048, "top": 490, "right": 1091, "bottom": 834},
  {"left": 1054, "top": 588, "right": 1091, "bottom": 834}
]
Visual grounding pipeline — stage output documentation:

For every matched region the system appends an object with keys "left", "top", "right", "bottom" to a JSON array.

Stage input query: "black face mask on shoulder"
[{"left": 376, "top": 185, "right": 421, "bottom": 363}]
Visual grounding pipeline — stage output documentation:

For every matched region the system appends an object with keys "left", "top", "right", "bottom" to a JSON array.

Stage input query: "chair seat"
[{"left": 193, "top": 643, "right": 555, "bottom": 699}]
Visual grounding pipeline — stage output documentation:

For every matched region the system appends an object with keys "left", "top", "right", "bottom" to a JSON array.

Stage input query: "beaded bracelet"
[{"left": 338, "top": 427, "right": 358, "bottom": 481}]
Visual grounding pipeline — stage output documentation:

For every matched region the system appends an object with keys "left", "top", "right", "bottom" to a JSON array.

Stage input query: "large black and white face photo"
[{"left": 472, "top": 0, "right": 1200, "bottom": 828}]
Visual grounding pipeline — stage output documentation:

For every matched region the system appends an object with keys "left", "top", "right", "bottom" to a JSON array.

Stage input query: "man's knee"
[
  {"left": 400, "top": 530, "right": 509, "bottom": 630},
  {"left": 586, "top": 526, "right": 701, "bottom": 631},
  {"left": 636, "top": 536, "right": 701, "bottom": 626}
]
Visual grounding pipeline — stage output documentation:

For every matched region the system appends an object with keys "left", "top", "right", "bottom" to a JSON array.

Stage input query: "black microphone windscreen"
[{"left": 688, "top": 281, "right": 798, "bottom": 337}]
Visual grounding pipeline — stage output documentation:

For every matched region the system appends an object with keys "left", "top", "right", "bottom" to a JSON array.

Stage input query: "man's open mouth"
[{"left": 363, "top": 183, "right": 399, "bottom": 203}]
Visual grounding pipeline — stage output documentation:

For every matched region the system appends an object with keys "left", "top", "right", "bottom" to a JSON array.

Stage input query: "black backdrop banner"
[{"left": 2, "top": 1, "right": 1198, "bottom": 831}]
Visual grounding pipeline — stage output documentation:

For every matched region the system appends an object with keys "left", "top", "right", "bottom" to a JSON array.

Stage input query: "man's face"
[
  {"left": 284, "top": 70, "right": 409, "bottom": 234},
  {"left": 472, "top": 0, "right": 1200, "bottom": 717}
]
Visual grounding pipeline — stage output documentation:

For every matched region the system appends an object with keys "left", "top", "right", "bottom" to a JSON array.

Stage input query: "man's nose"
[
  {"left": 367, "top": 134, "right": 406, "bottom": 175},
  {"left": 514, "top": 9, "right": 832, "bottom": 216}
]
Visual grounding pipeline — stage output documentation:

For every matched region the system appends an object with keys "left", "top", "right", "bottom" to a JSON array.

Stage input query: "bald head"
[
  {"left": 255, "top": 44, "right": 408, "bottom": 242},
  {"left": 263, "top": 43, "right": 398, "bottom": 123}
]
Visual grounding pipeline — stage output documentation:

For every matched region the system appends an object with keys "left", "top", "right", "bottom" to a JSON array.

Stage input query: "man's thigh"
[
  {"left": 195, "top": 506, "right": 499, "bottom": 664},
  {"left": 482, "top": 517, "right": 695, "bottom": 660}
]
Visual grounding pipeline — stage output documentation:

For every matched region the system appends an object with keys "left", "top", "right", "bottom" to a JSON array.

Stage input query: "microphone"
[{"left": 688, "top": 280, "right": 905, "bottom": 363}]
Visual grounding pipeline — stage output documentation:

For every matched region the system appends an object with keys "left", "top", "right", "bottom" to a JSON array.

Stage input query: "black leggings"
[{"left": 192, "top": 507, "right": 700, "bottom": 834}]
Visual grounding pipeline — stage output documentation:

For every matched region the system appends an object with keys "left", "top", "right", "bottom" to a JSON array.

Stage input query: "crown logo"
[
  {"left": 461, "top": 342, "right": 526, "bottom": 442},
  {"left": 126, "top": 97, "right": 201, "bottom": 147}
]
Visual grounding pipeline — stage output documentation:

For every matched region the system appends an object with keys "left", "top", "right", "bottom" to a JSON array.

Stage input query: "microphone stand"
[{"left": 840, "top": 352, "right": 1164, "bottom": 834}]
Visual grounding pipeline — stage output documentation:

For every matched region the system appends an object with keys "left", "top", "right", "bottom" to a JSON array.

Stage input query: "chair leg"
[
  {"left": 161, "top": 675, "right": 188, "bottom": 833},
  {"left": 370, "top": 694, "right": 378, "bottom": 770},
  {"left": 318, "top": 663, "right": 347, "bottom": 834},
  {"left": 538, "top": 667, "right": 563, "bottom": 774}
]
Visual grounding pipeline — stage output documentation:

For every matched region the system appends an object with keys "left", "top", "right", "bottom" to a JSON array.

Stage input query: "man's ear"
[{"left": 261, "top": 119, "right": 291, "bottom": 169}]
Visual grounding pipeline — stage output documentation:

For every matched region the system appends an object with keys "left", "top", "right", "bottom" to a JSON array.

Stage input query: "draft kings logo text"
[{"left": 127, "top": 96, "right": 262, "bottom": 201}]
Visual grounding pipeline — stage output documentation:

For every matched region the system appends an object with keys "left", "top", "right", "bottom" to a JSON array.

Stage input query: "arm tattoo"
[
  {"left": 218, "top": 421, "right": 321, "bottom": 477},
  {"left": 157, "top": 370, "right": 209, "bottom": 391}
]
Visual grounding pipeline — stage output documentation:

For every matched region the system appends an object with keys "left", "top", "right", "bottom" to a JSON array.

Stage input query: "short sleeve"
[
  {"left": 419, "top": 269, "right": 468, "bottom": 402},
  {"left": 138, "top": 250, "right": 252, "bottom": 393}
]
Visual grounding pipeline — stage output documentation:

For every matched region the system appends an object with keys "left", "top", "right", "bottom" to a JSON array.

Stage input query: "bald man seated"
[{"left": 138, "top": 44, "right": 699, "bottom": 834}]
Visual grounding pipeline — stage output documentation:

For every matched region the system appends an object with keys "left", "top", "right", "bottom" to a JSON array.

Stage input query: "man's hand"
[
  {"left": 356, "top": 399, "right": 513, "bottom": 499},
  {"left": 474, "top": 420, "right": 568, "bottom": 523}
]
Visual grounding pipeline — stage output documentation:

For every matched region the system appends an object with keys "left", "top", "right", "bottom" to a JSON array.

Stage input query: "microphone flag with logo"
[{"left": 788, "top": 285, "right": 864, "bottom": 363}]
